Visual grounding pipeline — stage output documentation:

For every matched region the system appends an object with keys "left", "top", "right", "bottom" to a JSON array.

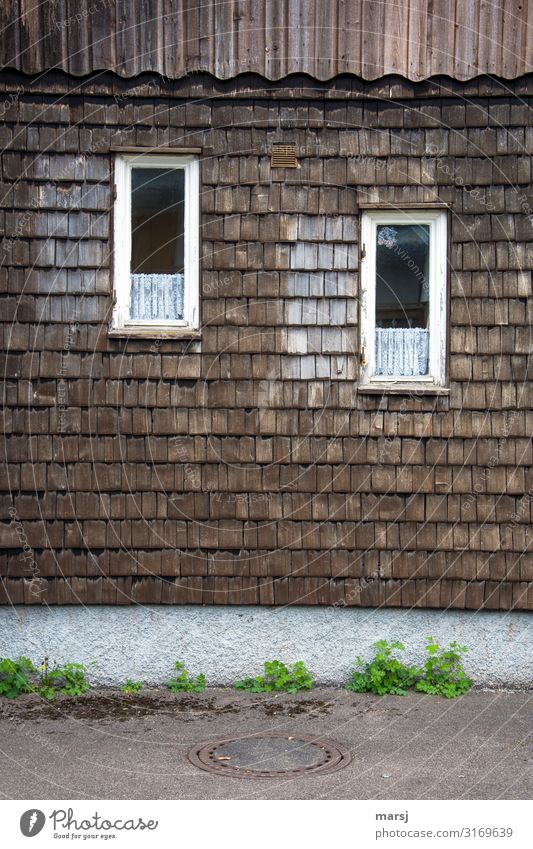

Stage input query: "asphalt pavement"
[{"left": 0, "top": 688, "right": 531, "bottom": 799}]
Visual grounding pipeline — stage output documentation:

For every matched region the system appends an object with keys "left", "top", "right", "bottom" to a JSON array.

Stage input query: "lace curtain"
[
  {"left": 375, "top": 327, "right": 429, "bottom": 376},
  {"left": 130, "top": 273, "right": 184, "bottom": 321}
]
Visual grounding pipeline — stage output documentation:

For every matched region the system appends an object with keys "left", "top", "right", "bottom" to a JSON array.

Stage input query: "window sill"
[
  {"left": 357, "top": 383, "right": 450, "bottom": 396},
  {"left": 108, "top": 327, "right": 202, "bottom": 340}
]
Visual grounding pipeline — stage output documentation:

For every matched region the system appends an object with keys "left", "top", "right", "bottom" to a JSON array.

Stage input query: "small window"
[
  {"left": 360, "top": 210, "right": 447, "bottom": 386},
  {"left": 111, "top": 154, "right": 199, "bottom": 334}
]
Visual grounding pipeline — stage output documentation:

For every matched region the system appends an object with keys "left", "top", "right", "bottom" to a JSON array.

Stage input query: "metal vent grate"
[{"left": 271, "top": 143, "right": 298, "bottom": 168}]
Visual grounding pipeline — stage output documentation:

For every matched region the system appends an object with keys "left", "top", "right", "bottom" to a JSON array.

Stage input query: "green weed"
[
  {"left": 37, "top": 658, "right": 90, "bottom": 700},
  {"left": 166, "top": 662, "right": 206, "bottom": 693},
  {"left": 346, "top": 640, "right": 418, "bottom": 696},
  {"left": 0, "top": 656, "right": 36, "bottom": 699},
  {"left": 120, "top": 679, "right": 143, "bottom": 695},
  {"left": 414, "top": 637, "right": 473, "bottom": 698},
  {"left": 235, "top": 660, "right": 314, "bottom": 694}
]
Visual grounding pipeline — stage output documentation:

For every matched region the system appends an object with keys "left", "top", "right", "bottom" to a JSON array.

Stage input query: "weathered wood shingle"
[{"left": 0, "top": 71, "right": 532, "bottom": 609}]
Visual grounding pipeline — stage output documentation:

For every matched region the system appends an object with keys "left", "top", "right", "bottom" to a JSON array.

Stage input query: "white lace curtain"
[
  {"left": 375, "top": 327, "right": 429, "bottom": 376},
  {"left": 130, "top": 273, "right": 184, "bottom": 321}
]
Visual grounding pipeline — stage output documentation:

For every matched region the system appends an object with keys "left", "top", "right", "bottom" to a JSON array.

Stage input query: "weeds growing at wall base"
[
  {"left": 166, "top": 661, "right": 206, "bottom": 693},
  {"left": 0, "top": 656, "right": 89, "bottom": 700},
  {"left": 120, "top": 679, "right": 143, "bottom": 695},
  {"left": 234, "top": 660, "right": 314, "bottom": 694},
  {"left": 0, "top": 643, "right": 473, "bottom": 700},
  {"left": 346, "top": 638, "right": 473, "bottom": 698}
]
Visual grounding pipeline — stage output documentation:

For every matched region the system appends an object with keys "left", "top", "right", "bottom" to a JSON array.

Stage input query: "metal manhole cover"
[{"left": 188, "top": 732, "right": 351, "bottom": 778}]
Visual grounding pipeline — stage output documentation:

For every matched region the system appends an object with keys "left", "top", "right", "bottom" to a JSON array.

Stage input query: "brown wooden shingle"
[{"left": 0, "top": 71, "right": 531, "bottom": 610}]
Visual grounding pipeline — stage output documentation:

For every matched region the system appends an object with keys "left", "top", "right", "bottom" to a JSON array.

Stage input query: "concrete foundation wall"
[{"left": 0, "top": 606, "right": 531, "bottom": 688}]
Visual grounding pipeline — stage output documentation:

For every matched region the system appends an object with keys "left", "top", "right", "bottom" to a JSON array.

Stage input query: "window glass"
[
  {"left": 131, "top": 167, "right": 185, "bottom": 274},
  {"left": 130, "top": 167, "right": 185, "bottom": 321},
  {"left": 375, "top": 224, "right": 430, "bottom": 376}
]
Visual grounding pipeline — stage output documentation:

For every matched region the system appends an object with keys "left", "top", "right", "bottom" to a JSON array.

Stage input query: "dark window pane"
[
  {"left": 131, "top": 167, "right": 185, "bottom": 274},
  {"left": 375, "top": 224, "right": 430, "bottom": 329},
  {"left": 375, "top": 224, "right": 430, "bottom": 377}
]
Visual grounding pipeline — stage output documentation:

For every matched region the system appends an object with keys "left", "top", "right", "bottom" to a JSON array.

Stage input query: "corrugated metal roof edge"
[{"left": 2, "top": 66, "right": 532, "bottom": 87}]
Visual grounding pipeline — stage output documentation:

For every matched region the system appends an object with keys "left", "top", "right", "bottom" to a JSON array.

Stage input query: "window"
[
  {"left": 359, "top": 210, "right": 447, "bottom": 386},
  {"left": 111, "top": 154, "right": 199, "bottom": 335}
]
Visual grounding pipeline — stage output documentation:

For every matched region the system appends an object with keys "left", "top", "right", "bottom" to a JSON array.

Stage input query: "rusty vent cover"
[
  {"left": 271, "top": 143, "right": 298, "bottom": 168},
  {"left": 188, "top": 732, "right": 351, "bottom": 778}
]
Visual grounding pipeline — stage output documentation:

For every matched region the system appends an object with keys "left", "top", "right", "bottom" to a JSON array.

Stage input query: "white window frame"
[
  {"left": 359, "top": 209, "right": 447, "bottom": 387},
  {"left": 111, "top": 153, "right": 200, "bottom": 334}
]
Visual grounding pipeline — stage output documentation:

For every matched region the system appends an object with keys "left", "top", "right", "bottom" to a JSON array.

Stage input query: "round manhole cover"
[{"left": 188, "top": 732, "right": 351, "bottom": 778}]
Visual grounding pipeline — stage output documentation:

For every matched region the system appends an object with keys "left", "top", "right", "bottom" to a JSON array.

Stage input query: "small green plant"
[
  {"left": 234, "top": 660, "right": 314, "bottom": 694},
  {"left": 346, "top": 640, "right": 418, "bottom": 696},
  {"left": 0, "top": 656, "right": 36, "bottom": 699},
  {"left": 414, "top": 637, "right": 473, "bottom": 699},
  {"left": 0, "top": 656, "right": 90, "bottom": 700},
  {"left": 166, "top": 662, "right": 205, "bottom": 693},
  {"left": 37, "top": 658, "right": 90, "bottom": 700},
  {"left": 120, "top": 679, "right": 143, "bottom": 695}
]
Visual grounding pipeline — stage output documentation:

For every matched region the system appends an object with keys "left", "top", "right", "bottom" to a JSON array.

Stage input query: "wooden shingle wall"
[{"left": 1, "top": 71, "right": 532, "bottom": 609}]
